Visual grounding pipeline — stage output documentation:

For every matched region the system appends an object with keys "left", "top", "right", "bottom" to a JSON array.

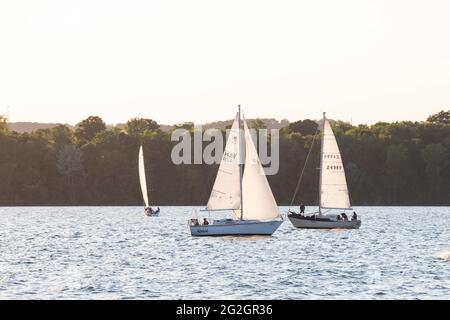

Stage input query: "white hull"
[
  {"left": 190, "top": 219, "right": 283, "bottom": 236},
  {"left": 144, "top": 208, "right": 160, "bottom": 217},
  {"left": 145, "top": 212, "right": 159, "bottom": 217},
  {"left": 288, "top": 215, "right": 361, "bottom": 229}
]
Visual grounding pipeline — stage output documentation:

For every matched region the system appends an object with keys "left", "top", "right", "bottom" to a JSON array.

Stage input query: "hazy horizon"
[
  {"left": 3, "top": 111, "right": 441, "bottom": 127},
  {"left": 1, "top": 0, "right": 449, "bottom": 125}
]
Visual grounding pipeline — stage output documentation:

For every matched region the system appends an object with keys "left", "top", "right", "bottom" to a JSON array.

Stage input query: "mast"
[
  {"left": 318, "top": 112, "right": 326, "bottom": 215},
  {"left": 238, "top": 105, "right": 244, "bottom": 220}
]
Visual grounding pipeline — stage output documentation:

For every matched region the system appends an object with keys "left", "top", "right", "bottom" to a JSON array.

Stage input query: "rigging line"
[{"left": 289, "top": 128, "right": 320, "bottom": 209}]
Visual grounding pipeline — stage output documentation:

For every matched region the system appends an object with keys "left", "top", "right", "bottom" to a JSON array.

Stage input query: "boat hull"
[
  {"left": 288, "top": 215, "right": 361, "bottom": 229},
  {"left": 145, "top": 212, "right": 159, "bottom": 217},
  {"left": 190, "top": 220, "right": 283, "bottom": 236},
  {"left": 144, "top": 208, "right": 160, "bottom": 217}
]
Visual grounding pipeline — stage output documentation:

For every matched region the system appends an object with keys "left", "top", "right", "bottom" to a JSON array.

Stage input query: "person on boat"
[
  {"left": 337, "top": 215, "right": 342, "bottom": 221},
  {"left": 300, "top": 204, "right": 305, "bottom": 214},
  {"left": 289, "top": 209, "right": 303, "bottom": 218},
  {"left": 352, "top": 212, "right": 357, "bottom": 221},
  {"left": 145, "top": 207, "right": 151, "bottom": 214},
  {"left": 203, "top": 218, "right": 209, "bottom": 225},
  {"left": 341, "top": 213, "right": 348, "bottom": 221},
  {"left": 154, "top": 207, "right": 160, "bottom": 214}
]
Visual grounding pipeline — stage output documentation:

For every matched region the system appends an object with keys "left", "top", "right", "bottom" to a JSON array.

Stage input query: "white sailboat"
[
  {"left": 288, "top": 113, "right": 361, "bottom": 229},
  {"left": 189, "top": 106, "right": 283, "bottom": 236},
  {"left": 139, "top": 144, "right": 160, "bottom": 216}
]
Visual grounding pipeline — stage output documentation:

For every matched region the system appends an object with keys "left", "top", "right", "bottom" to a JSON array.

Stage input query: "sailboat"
[
  {"left": 288, "top": 112, "right": 361, "bottom": 229},
  {"left": 139, "top": 144, "right": 160, "bottom": 217},
  {"left": 189, "top": 106, "right": 283, "bottom": 236}
]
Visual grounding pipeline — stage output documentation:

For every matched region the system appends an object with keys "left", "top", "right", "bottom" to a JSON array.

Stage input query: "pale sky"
[{"left": 0, "top": 0, "right": 449, "bottom": 125}]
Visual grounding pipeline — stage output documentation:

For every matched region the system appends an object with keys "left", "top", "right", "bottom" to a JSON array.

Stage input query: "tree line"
[{"left": 0, "top": 111, "right": 448, "bottom": 206}]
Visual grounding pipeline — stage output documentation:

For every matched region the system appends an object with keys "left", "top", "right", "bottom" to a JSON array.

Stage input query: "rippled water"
[{"left": 0, "top": 207, "right": 449, "bottom": 299}]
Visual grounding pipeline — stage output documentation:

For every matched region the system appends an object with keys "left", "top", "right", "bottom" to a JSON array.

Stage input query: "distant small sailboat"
[
  {"left": 139, "top": 144, "right": 160, "bottom": 217},
  {"left": 189, "top": 106, "right": 283, "bottom": 236},
  {"left": 288, "top": 112, "right": 361, "bottom": 229}
]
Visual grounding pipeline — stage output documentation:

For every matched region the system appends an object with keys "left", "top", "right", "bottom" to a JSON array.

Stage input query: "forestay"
[{"left": 241, "top": 118, "right": 280, "bottom": 220}]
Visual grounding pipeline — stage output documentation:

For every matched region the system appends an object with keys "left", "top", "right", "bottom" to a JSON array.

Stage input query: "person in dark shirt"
[
  {"left": 203, "top": 218, "right": 210, "bottom": 225},
  {"left": 300, "top": 204, "right": 305, "bottom": 214},
  {"left": 352, "top": 212, "right": 357, "bottom": 221}
]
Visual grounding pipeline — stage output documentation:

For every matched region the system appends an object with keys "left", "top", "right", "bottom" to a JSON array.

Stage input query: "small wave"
[{"left": 436, "top": 251, "right": 450, "bottom": 261}]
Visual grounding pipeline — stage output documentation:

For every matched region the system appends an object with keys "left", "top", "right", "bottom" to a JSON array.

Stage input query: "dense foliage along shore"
[{"left": 0, "top": 111, "right": 448, "bottom": 206}]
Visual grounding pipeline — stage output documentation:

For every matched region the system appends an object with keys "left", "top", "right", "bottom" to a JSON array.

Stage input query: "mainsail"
[
  {"left": 206, "top": 113, "right": 241, "bottom": 210},
  {"left": 242, "top": 118, "right": 280, "bottom": 220},
  {"left": 319, "top": 117, "right": 351, "bottom": 209},
  {"left": 139, "top": 145, "right": 150, "bottom": 207}
]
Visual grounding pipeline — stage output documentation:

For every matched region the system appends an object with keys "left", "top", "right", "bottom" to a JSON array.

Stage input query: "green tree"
[
  {"left": 427, "top": 110, "right": 449, "bottom": 124},
  {"left": 422, "top": 143, "right": 447, "bottom": 200},
  {"left": 333, "top": 121, "right": 354, "bottom": 136},
  {"left": 125, "top": 118, "right": 159, "bottom": 139},
  {"left": 174, "top": 122, "right": 194, "bottom": 131},
  {"left": 51, "top": 125, "right": 74, "bottom": 148},
  {"left": 385, "top": 144, "right": 408, "bottom": 203},
  {"left": 56, "top": 144, "right": 84, "bottom": 204},
  {"left": 75, "top": 116, "right": 106, "bottom": 144},
  {"left": 250, "top": 118, "right": 267, "bottom": 130},
  {"left": 288, "top": 119, "right": 318, "bottom": 135}
]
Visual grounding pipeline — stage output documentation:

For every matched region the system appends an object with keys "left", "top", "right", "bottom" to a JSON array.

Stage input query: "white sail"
[
  {"left": 139, "top": 145, "right": 150, "bottom": 207},
  {"left": 320, "top": 118, "right": 351, "bottom": 209},
  {"left": 206, "top": 113, "right": 241, "bottom": 210},
  {"left": 241, "top": 118, "right": 280, "bottom": 220}
]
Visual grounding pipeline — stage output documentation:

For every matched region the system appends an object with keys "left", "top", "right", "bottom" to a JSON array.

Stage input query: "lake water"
[{"left": 0, "top": 206, "right": 449, "bottom": 300}]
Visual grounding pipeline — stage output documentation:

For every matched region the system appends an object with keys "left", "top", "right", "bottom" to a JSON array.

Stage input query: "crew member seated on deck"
[
  {"left": 341, "top": 213, "right": 348, "bottom": 221},
  {"left": 203, "top": 218, "right": 210, "bottom": 226},
  {"left": 352, "top": 212, "right": 357, "bottom": 221}
]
